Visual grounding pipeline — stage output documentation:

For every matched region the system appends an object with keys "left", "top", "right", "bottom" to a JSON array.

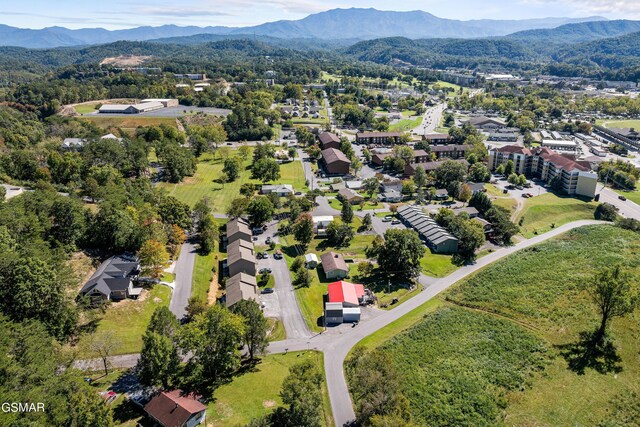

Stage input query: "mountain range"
[{"left": 0, "top": 8, "right": 607, "bottom": 48}]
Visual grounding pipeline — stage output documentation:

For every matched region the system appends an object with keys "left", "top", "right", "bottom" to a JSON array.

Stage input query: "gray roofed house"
[
  {"left": 79, "top": 255, "right": 142, "bottom": 301},
  {"left": 226, "top": 218, "right": 252, "bottom": 244},
  {"left": 62, "top": 138, "right": 87, "bottom": 150},
  {"left": 321, "top": 252, "right": 349, "bottom": 280},
  {"left": 337, "top": 188, "right": 364, "bottom": 205},
  {"left": 227, "top": 243, "right": 256, "bottom": 277},
  {"left": 261, "top": 184, "right": 294, "bottom": 196},
  {"left": 225, "top": 273, "right": 258, "bottom": 307}
]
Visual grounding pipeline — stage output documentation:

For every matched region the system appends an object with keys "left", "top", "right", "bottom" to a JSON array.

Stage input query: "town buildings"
[
  {"left": 321, "top": 148, "right": 351, "bottom": 175},
  {"left": 355, "top": 131, "right": 401, "bottom": 145},
  {"left": 488, "top": 145, "right": 597, "bottom": 198},
  {"left": 396, "top": 205, "right": 459, "bottom": 254}
]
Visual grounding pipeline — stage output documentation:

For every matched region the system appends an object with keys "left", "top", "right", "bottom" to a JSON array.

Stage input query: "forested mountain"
[
  {"left": 506, "top": 20, "right": 640, "bottom": 43},
  {"left": 0, "top": 8, "right": 605, "bottom": 48},
  {"left": 150, "top": 33, "right": 356, "bottom": 51}
]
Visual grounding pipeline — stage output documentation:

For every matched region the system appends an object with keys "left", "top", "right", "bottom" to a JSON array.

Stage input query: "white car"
[{"left": 382, "top": 216, "right": 393, "bottom": 222}]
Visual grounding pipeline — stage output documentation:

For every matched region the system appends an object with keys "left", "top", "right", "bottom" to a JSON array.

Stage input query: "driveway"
[
  {"left": 313, "top": 196, "right": 340, "bottom": 217},
  {"left": 169, "top": 239, "right": 198, "bottom": 320},
  {"left": 259, "top": 252, "right": 312, "bottom": 340}
]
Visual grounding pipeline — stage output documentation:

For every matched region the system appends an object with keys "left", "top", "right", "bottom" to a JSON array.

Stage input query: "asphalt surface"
[
  {"left": 168, "top": 240, "right": 198, "bottom": 320},
  {"left": 412, "top": 102, "right": 446, "bottom": 135}
]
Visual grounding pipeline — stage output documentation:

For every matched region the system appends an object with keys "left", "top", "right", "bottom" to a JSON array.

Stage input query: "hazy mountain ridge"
[
  {"left": 0, "top": 8, "right": 605, "bottom": 48},
  {"left": 506, "top": 19, "right": 640, "bottom": 43}
]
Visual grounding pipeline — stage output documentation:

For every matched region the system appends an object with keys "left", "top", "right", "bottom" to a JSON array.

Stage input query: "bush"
[{"left": 594, "top": 203, "right": 618, "bottom": 221}]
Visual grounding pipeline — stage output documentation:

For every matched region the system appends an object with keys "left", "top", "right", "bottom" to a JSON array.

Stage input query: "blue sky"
[{"left": 1, "top": 0, "right": 639, "bottom": 29}]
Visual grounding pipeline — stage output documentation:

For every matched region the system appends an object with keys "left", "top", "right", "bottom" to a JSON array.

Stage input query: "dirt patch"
[
  {"left": 100, "top": 55, "right": 152, "bottom": 67},
  {"left": 262, "top": 400, "right": 276, "bottom": 408},
  {"left": 207, "top": 263, "right": 220, "bottom": 305}
]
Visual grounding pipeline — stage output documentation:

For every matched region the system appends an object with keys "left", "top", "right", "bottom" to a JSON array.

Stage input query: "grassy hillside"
[{"left": 350, "top": 225, "right": 640, "bottom": 426}]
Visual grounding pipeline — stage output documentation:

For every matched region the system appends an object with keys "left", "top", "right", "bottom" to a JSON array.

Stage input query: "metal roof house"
[
  {"left": 79, "top": 255, "right": 142, "bottom": 301},
  {"left": 324, "top": 281, "right": 366, "bottom": 324},
  {"left": 396, "top": 205, "right": 459, "bottom": 254}
]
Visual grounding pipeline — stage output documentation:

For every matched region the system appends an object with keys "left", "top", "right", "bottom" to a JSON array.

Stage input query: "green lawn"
[
  {"left": 192, "top": 251, "right": 216, "bottom": 300},
  {"left": 597, "top": 119, "right": 640, "bottom": 130},
  {"left": 80, "top": 116, "right": 177, "bottom": 135},
  {"left": 349, "top": 225, "right": 640, "bottom": 426},
  {"left": 389, "top": 115, "right": 423, "bottom": 132},
  {"left": 74, "top": 103, "right": 99, "bottom": 114},
  {"left": 207, "top": 351, "right": 333, "bottom": 427},
  {"left": 328, "top": 198, "right": 384, "bottom": 211},
  {"left": 516, "top": 192, "right": 598, "bottom": 237},
  {"left": 75, "top": 285, "right": 172, "bottom": 357},
  {"left": 266, "top": 318, "right": 286, "bottom": 342},
  {"left": 614, "top": 188, "right": 640, "bottom": 205},
  {"left": 492, "top": 196, "right": 518, "bottom": 214},
  {"left": 420, "top": 251, "right": 458, "bottom": 278},
  {"left": 158, "top": 153, "right": 306, "bottom": 209}
]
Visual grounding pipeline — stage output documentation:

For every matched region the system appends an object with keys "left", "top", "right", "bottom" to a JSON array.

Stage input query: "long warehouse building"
[{"left": 396, "top": 205, "right": 459, "bottom": 254}]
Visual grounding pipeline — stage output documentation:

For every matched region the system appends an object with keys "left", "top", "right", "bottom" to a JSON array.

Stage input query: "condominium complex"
[{"left": 488, "top": 145, "right": 597, "bottom": 198}]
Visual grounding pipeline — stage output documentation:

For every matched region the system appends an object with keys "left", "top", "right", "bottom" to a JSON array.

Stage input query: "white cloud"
[{"left": 522, "top": 0, "right": 640, "bottom": 17}]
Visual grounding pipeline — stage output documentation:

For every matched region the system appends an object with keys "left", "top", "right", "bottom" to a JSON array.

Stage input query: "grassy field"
[
  {"left": 350, "top": 225, "right": 640, "bottom": 426},
  {"left": 192, "top": 251, "right": 217, "bottom": 300},
  {"left": 389, "top": 115, "right": 423, "bottom": 132},
  {"left": 614, "top": 188, "right": 640, "bottom": 204},
  {"left": 158, "top": 153, "right": 306, "bottom": 209},
  {"left": 75, "top": 285, "right": 172, "bottom": 357},
  {"left": 516, "top": 192, "right": 598, "bottom": 237},
  {"left": 79, "top": 116, "right": 177, "bottom": 134},
  {"left": 420, "top": 251, "right": 458, "bottom": 278},
  {"left": 328, "top": 198, "right": 384, "bottom": 211},
  {"left": 207, "top": 351, "right": 333, "bottom": 427},
  {"left": 266, "top": 318, "right": 286, "bottom": 341},
  {"left": 74, "top": 104, "right": 100, "bottom": 114},
  {"left": 597, "top": 119, "right": 640, "bottom": 130}
]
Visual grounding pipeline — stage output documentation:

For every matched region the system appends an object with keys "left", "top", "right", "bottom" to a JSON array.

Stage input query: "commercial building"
[
  {"left": 324, "top": 281, "right": 365, "bottom": 324},
  {"left": 355, "top": 131, "right": 401, "bottom": 145},
  {"left": 98, "top": 101, "right": 164, "bottom": 114},
  {"left": 140, "top": 98, "right": 179, "bottom": 108},
  {"left": 465, "top": 116, "right": 506, "bottom": 130},
  {"left": 541, "top": 139, "right": 579, "bottom": 153},
  {"left": 396, "top": 205, "right": 459, "bottom": 254},
  {"left": 488, "top": 145, "right": 597, "bottom": 198}
]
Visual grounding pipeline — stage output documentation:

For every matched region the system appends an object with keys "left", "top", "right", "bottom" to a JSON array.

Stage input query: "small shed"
[{"left": 305, "top": 253, "right": 319, "bottom": 269}]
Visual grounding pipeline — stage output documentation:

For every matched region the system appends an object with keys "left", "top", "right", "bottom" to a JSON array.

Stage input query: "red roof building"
[
  {"left": 144, "top": 390, "right": 206, "bottom": 427},
  {"left": 327, "top": 281, "right": 365, "bottom": 307}
]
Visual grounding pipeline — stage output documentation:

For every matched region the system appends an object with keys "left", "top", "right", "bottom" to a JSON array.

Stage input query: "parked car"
[
  {"left": 262, "top": 251, "right": 269, "bottom": 259},
  {"left": 256, "top": 252, "right": 264, "bottom": 259},
  {"left": 522, "top": 194, "right": 530, "bottom": 198},
  {"left": 391, "top": 219, "right": 401, "bottom": 225},
  {"left": 619, "top": 195, "right": 627, "bottom": 201},
  {"left": 516, "top": 185, "right": 524, "bottom": 190},
  {"left": 262, "top": 288, "right": 274, "bottom": 294},
  {"left": 274, "top": 250, "right": 283, "bottom": 260},
  {"left": 259, "top": 268, "right": 272, "bottom": 274},
  {"left": 265, "top": 237, "right": 272, "bottom": 244},
  {"left": 382, "top": 216, "right": 393, "bottom": 222}
]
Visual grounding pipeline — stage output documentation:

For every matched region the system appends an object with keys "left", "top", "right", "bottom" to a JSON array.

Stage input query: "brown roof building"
[
  {"left": 226, "top": 218, "right": 252, "bottom": 244},
  {"left": 404, "top": 159, "right": 469, "bottom": 176},
  {"left": 227, "top": 239, "right": 256, "bottom": 277},
  {"left": 321, "top": 251, "right": 349, "bottom": 280},
  {"left": 356, "top": 131, "right": 401, "bottom": 145},
  {"left": 225, "top": 272, "right": 258, "bottom": 307},
  {"left": 337, "top": 188, "right": 364, "bottom": 204},
  {"left": 321, "top": 148, "right": 351, "bottom": 175},
  {"left": 430, "top": 144, "right": 472, "bottom": 160},
  {"left": 424, "top": 133, "right": 451, "bottom": 144},
  {"left": 144, "top": 390, "right": 206, "bottom": 427},
  {"left": 318, "top": 132, "right": 341, "bottom": 150}
]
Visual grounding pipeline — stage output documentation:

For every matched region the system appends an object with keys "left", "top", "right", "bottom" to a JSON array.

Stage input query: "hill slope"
[
  {"left": 0, "top": 8, "right": 606, "bottom": 48},
  {"left": 507, "top": 19, "right": 640, "bottom": 43}
]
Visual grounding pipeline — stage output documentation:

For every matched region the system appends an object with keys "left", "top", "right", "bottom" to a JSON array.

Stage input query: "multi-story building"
[{"left": 488, "top": 145, "right": 597, "bottom": 198}]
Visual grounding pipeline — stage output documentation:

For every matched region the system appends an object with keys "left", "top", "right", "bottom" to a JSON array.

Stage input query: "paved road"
[
  {"left": 263, "top": 253, "right": 312, "bottom": 339},
  {"left": 598, "top": 185, "right": 640, "bottom": 218},
  {"left": 313, "top": 196, "right": 340, "bottom": 216},
  {"left": 412, "top": 102, "right": 446, "bottom": 135},
  {"left": 298, "top": 148, "right": 317, "bottom": 190},
  {"left": 169, "top": 240, "right": 198, "bottom": 320}
]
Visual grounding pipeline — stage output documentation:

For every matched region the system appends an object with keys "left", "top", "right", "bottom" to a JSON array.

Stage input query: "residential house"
[
  {"left": 312, "top": 216, "right": 333, "bottom": 236},
  {"left": 337, "top": 188, "right": 364, "bottom": 205},
  {"left": 423, "top": 133, "right": 450, "bottom": 144},
  {"left": 321, "top": 148, "right": 351, "bottom": 175},
  {"left": 226, "top": 218, "right": 252, "bottom": 245},
  {"left": 430, "top": 144, "right": 471, "bottom": 160},
  {"left": 371, "top": 152, "right": 391, "bottom": 167},
  {"left": 381, "top": 189, "right": 403, "bottom": 203},
  {"left": 62, "top": 138, "right": 87, "bottom": 150},
  {"left": 79, "top": 255, "right": 142, "bottom": 302},
  {"left": 226, "top": 239, "right": 256, "bottom": 277},
  {"left": 260, "top": 184, "right": 294, "bottom": 197},
  {"left": 413, "top": 149, "right": 430, "bottom": 163},
  {"left": 397, "top": 205, "right": 459, "bottom": 254},
  {"left": 144, "top": 390, "right": 206, "bottom": 427},
  {"left": 225, "top": 272, "right": 258, "bottom": 308},
  {"left": 321, "top": 252, "right": 349, "bottom": 280},
  {"left": 355, "top": 131, "right": 401, "bottom": 145}
]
